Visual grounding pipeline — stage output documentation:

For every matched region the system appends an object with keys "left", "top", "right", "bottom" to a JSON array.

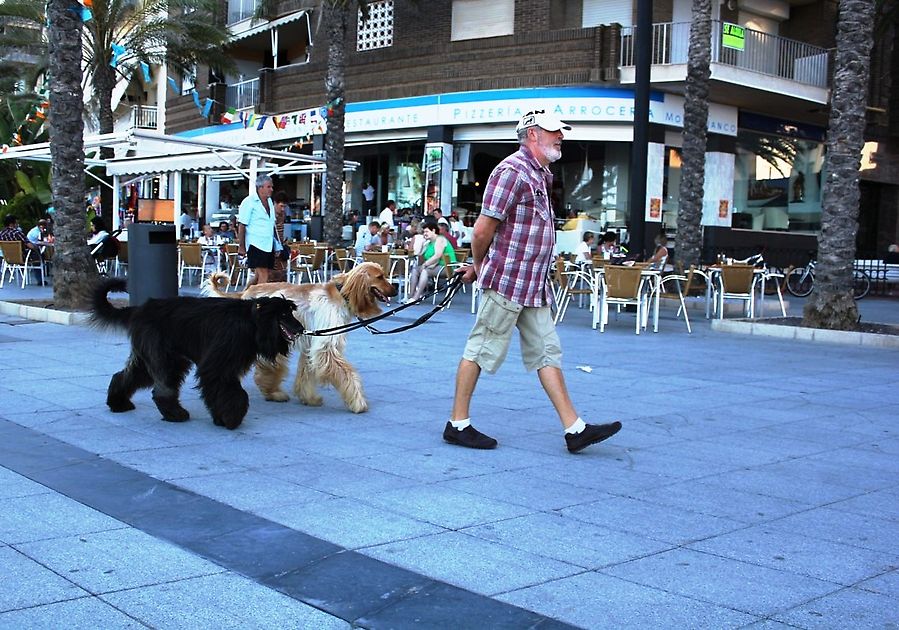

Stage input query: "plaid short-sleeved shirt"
[{"left": 478, "top": 147, "right": 556, "bottom": 307}]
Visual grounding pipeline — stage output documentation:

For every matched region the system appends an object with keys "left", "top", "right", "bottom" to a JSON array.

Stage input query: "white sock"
[
  {"left": 450, "top": 418, "right": 471, "bottom": 430},
  {"left": 565, "top": 418, "right": 586, "bottom": 435}
]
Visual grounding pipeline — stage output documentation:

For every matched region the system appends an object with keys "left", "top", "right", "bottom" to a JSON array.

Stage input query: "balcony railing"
[
  {"left": 227, "top": 0, "right": 257, "bottom": 24},
  {"left": 620, "top": 21, "right": 830, "bottom": 88},
  {"left": 131, "top": 105, "right": 158, "bottom": 130},
  {"left": 225, "top": 77, "right": 259, "bottom": 111}
]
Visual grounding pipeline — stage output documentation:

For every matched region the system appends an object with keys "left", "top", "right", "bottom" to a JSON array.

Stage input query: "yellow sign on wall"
[{"left": 722, "top": 23, "right": 745, "bottom": 51}]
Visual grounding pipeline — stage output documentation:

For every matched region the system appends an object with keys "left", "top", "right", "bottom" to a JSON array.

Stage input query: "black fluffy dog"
[{"left": 91, "top": 278, "right": 302, "bottom": 429}]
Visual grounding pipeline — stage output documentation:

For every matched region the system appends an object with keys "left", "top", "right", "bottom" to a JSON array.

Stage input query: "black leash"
[{"left": 301, "top": 273, "right": 466, "bottom": 337}]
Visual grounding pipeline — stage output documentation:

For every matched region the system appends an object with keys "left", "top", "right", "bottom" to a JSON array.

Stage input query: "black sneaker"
[
  {"left": 443, "top": 422, "right": 498, "bottom": 449},
  {"left": 565, "top": 421, "right": 622, "bottom": 453}
]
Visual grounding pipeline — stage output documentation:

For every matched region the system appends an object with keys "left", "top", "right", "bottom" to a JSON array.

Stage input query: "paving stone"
[
  {"left": 687, "top": 524, "right": 899, "bottom": 585},
  {"left": 630, "top": 480, "right": 813, "bottom": 524},
  {"left": 100, "top": 573, "right": 350, "bottom": 629},
  {"left": 439, "top": 470, "right": 617, "bottom": 511},
  {"left": 826, "top": 489, "right": 899, "bottom": 523},
  {"left": 766, "top": 507, "right": 899, "bottom": 555},
  {"left": 773, "top": 587, "right": 899, "bottom": 629},
  {"left": 0, "top": 596, "right": 143, "bottom": 628},
  {"left": 172, "top": 470, "right": 332, "bottom": 512},
  {"left": 561, "top": 495, "right": 745, "bottom": 545},
  {"left": 0, "top": 546, "right": 90, "bottom": 611},
  {"left": 362, "top": 531, "right": 581, "bottom": 595},
  {"left": 856, "top": 569, "right": 899, "bottom": 599},
  {"left": 16, "top": 528, "right": 225, "bottom": 594},
  {"left": 602, "top": 548, "right": 840, "bottom": 617},
  {"left": 0, "top": 466, "right": 51, "bottom": 501},
  {"left": 261, "top": 496, "right": 444, "bottom": 549},
  {"left": 360, "top": 484, "right": 532, "bottom": 530},
  {"left": 498, "top": 570, "right": 758, "bottom": 628},
  {"left": 461, "top": 512, "right": 673, "bottom": 569},
  {"left": 0, "top": 493, "right": 124, "bottom": 544}
]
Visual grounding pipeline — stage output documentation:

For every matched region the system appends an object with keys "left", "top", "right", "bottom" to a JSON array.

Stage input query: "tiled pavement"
[{"left": 1, "top": 282, "right": 897, "bottom": 628}]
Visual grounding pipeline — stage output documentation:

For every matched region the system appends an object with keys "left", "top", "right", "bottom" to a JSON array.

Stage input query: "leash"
[{"left": 301, "top": 273, "right": 466, "bottom": 337}]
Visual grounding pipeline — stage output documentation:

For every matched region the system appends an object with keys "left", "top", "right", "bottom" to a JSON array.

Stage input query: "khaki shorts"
[{"left": 462, "top": 290, "right": 562, "bottom": 374}]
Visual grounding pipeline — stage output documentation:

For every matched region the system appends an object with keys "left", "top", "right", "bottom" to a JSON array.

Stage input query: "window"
[
  {"left": 582, "top": 0, "right": 632, "bottom": 28},
  {"left": 181, "top": 65, "right": 196, "bottom": 95},
  {"left": 357, "top": 0, "right": 394, "bottom": 51},
  {"left": 451, "top": 0, "right": 513, "bottom": 41}
]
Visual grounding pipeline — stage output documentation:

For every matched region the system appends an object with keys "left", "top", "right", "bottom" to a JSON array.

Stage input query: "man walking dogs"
[{"left": 445, "top": 110, "right": 622, "bottom": 452}]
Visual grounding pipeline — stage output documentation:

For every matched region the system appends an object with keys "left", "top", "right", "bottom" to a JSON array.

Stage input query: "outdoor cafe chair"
[
  {"left": 333, "top": 247, "right": 356, "bottom": 273},
  {"left": 594, "top": 265, "right": 648, "bottom": 334},
  {"left": 115, "top": 240, "right": 129, "bottom": 277},
  {"left": 554, "top": 256, "right": 596, "bottom": 324},
  {"left": 0, "top": 240, "right": 45, "bottom": 288},
  {"left": 362, "top": 250, "right": 391, "bottom": 277},
  {"left": 657, "top": 271, "right": 692, "bottom": 333},
  {"left": 178, "top": 242, "right": 207, "bottom": 287},
  {"left": 716, "top": 263, "right": 758, "bottom": 319},
  {"left": 224, "top": 244, "right": 249, "bottom": 290}
]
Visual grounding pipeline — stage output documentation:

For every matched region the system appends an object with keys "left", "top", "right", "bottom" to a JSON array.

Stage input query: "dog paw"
[
  {"left": 108, "top": 400, "right": 136, "bottom": 413},
  {"left": 222, "top": 416, "right": 244, "bottom": 430},
  {"left": 347, "top": 400, "right": 368, "bottom": 414},
  {"left": 299, "top": 395, "right": 324, "bottom": 407},
  {"left": 264, "top": 391, "right": 290, "bottom": 402},
  {"left": 160, "top": 408, "right": 190, "bottom": 422}
]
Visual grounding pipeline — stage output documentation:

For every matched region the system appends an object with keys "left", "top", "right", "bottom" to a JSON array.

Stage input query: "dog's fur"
[
  {"left": 91, "top": 278, "right": 302, "bottom": 429},
  {"left": 204, "top": 261, "right": 397, "bottom": 413}
]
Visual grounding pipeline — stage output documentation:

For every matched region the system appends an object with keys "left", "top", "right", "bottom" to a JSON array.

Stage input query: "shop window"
[
  {"left": 181, "top": 65, "right": 196, "bottom": 95},
  {"left": 357, "top": 0, "right": 394, "bottom": 51},
  {"left": 734, "top": 131, "right": 824, "bottom": 233},
  {"left": 451, "top": 0, "right": 514, "bottom": 41}
]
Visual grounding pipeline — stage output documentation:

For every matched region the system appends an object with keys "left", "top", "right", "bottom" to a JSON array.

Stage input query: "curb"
[
  {"left": 0, "top": 300, "right": 89, "bottom": 326},
  {"left": 711, "top": 318, "right": 899, "bottom": 349}
]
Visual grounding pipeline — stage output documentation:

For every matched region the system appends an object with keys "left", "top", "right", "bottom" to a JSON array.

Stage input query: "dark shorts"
[{"left": 246, "top": 245, "right": 274, "bottom": 270}]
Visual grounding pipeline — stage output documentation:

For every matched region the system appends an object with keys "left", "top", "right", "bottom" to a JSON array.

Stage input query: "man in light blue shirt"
[
  {"left": 238, "top": 174, "right": 282, "bottom": 285},
  {"left": 354, "top": 220, "right": 380, "bottom": 257}
]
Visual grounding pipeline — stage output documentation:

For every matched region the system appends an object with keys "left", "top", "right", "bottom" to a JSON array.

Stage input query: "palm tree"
[
  {"left": 47, "top": 0, "right": 95, "bottom": 309},
  {"left": 675, "top": 0, "right": 712, "bottom": 269},
  {"left": 802, "top": 0, "right": 875, "bottom": 329},
  {"left": 322, "top": 1, "right": 351, "bottom": 245}
]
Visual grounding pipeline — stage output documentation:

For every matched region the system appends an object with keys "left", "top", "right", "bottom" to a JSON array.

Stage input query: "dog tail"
[
  {"left": 89, "top": 278, "right": 133, "bottom": 330},
  {"left": 202, "top": 272, "right": 241, "bottom": 299}
]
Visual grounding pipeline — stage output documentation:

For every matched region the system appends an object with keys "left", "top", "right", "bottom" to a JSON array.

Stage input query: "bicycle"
[{"left": 786, "top": 260, "right": 871, "bottom": 299}]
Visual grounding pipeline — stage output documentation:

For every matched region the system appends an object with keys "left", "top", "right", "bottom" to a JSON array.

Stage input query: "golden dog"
[{"left": 204, "top": 262, "right": 397, "bottom": 413}]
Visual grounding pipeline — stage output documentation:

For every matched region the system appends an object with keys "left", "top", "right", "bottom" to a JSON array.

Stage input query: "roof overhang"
[{"left": 0, "top": 129, "right": 359, "bottom": 179}]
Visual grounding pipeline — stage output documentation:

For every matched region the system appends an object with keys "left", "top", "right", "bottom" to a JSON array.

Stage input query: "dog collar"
[{"left": 334, "top": 281, "right": 351, "bottom": 306}]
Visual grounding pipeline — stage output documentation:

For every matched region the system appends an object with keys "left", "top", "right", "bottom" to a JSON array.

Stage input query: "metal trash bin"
[
  {"left": 128, "top": 223, "right": 177, "bottom": 307},
  {"left": 308, "top": 215, "right": 323, "bottom": 242}
]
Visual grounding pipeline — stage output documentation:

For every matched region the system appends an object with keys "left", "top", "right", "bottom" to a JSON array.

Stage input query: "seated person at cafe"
[
  {"left": 574, "top": 231, "right": 594, "bottom": 264},
  {"left": 645, "top": 233, "right": 669, "bottom": 270},
  {"left": 218, "top": 221, "right": 235, "bottom": 241},
  {"left": 87, "top": 216, "right": 117, "bottom": 261},
  {"left": 354, "top": 220, "right": 381, "bottom": 254},
  {"left": 885, "top": 243, "right": 899, "bottom": 264},
  {"left": 1, "top": 214, "right": 44, "bottom": 260},
  {"left": 27, "top": 219, "right": 54, "bottom": 246},
  {"left": 197, "top": 223, "right": 226, "bottom": 273},
  {"left": 404, "top": 219, "right": 457, "bottom": 304},
  {"left": 372, "top": 223, "right": 394, "bottom": 249},
  {"left": 600, "top": 231, "right": 627, "bottom": 259}
]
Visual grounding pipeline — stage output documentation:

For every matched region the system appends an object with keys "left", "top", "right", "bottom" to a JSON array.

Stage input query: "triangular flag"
[
  {"left": 278, "top": 117, "right": 287, "bottom": 129},
  {"left": 256, "top": 116, "right": 267, "bottom": 130},
  {"left": 202, "top": 98, "right": 213, "bottom": 118},
  {"left": 140, "top": 62, "right": 151, "bottom": 83},
  {"left": 192, "top": 91, "right": 201, "bottom": 110},
  {"left": 110, "top": 43, "right": 126, "bottom": 68},
  {"left": 167, "top": 77, "right": 179, "bottom": 94},
  {"left": 81, "top": 8, "right": 92, "bottom": 21},
  {"left": 271, "top": 115, "right": 280, "bottom": 129},
  {"left": 221, "top": 108, "right": 236, "bottom": 124}
]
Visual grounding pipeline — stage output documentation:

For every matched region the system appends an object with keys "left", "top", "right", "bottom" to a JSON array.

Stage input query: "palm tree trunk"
[
  {"left": 675, "top": 0, "right": 712, "bottom": 269},
  {"left": 48, "top": 0, "right": 96, "bottom": 309},
  {"left": 94, "top": 58, "right": 116, "bottom": 220},
  {"left": 802, "top": 0, "right": 874, "bottom": 329},
  {"left": 323, "top": 2, "right": 349, "bottom": 245}
]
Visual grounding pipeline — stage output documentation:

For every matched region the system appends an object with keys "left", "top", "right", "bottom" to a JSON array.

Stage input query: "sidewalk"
[{"left": 1, "top": 281, "right": 898, "bottom": 628}]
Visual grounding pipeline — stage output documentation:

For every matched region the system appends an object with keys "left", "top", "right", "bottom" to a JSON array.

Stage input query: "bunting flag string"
[
  {"left": 140, "top": 62, "right": 151, "bottom": 84},
  {"left": 110, "top": 43, "right": 127, "bottom": 68}
]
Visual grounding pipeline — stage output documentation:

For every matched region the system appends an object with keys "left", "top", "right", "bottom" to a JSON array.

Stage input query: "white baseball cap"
[{"left": 516, "top": 110, "right": 572, "bottom": 133}]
